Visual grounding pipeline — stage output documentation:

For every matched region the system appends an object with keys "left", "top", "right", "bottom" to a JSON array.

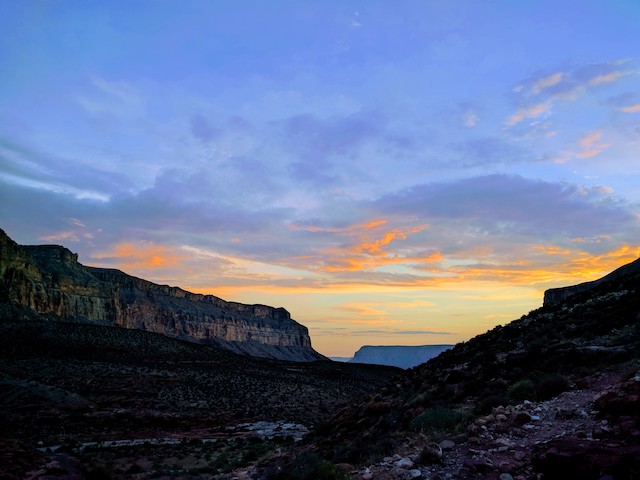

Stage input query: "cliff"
[
  {"left": 543, "top": 256, "right": 640, "bottom": 306},
  {"left": 349, "top": 344, "right": 453, "bottom": 369},
  {"left": 0, "top": 228, "right": 324, "bottom": 361}
]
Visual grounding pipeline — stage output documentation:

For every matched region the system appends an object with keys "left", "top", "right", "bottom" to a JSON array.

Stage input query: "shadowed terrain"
[{"left": 0, "top": 312, "right": 400, "bottom": 479}]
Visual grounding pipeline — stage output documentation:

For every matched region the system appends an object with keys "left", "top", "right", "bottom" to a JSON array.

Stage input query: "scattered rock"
[
  {"left": 439, "top": 439, "right": 455, "bottom": 450},
  {"left": 394, "top": 457, "right": 414, "bottom": 469}
]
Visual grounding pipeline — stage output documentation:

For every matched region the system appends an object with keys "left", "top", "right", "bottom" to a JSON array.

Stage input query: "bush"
[
  {"left": 536, "top": 374, "right": 570, "bottom": 400},
  {"left": 410, "top": 406, "right": 469, "bottom": 437},
  {"left": 508, "top": 379, "right": 535, "bottom": 402},
  {"left": 273, "top": 452, "right": 349, "bottom": 480},
  {"left": 475, "top": 394, "right": 509, "bottom": 414}
]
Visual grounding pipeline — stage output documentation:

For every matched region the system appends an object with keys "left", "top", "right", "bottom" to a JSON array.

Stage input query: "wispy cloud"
[
  {"left": 528, "top": 72, "right": 564, "bottom": 95},
  {"left": 92, "top": 242, "right": 187, "bottom": 272},
  {"left": 506, "top": 60, "right": 634, "bottom": 128},
  {"left": 576, "top": 130, "right": 610, "bottom": 159},
  {"left": 505, "top": 102, "right": 552, "bottom": 126}
]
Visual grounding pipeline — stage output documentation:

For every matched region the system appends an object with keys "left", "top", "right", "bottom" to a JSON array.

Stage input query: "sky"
[{"left": 1, "top": 1, "right": 640, "bottom": 357}]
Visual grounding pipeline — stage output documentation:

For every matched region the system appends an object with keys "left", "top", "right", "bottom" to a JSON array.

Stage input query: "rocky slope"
[
  {"left": 303, "top": 256, "right": 640, "bottom": 478},
  {"left": 0, "top": 228, "right": 323, "bottom": 361},
  {"left": 350, "top": 345, "right": 454, "bottom": 369}
]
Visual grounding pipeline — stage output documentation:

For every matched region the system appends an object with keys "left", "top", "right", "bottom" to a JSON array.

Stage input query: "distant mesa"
[
  {"left": 348, "top": 344, "right": 454, "bottom": 369},
  {"left": 0, "top": 228, "right": 324, "bottom": 362}
]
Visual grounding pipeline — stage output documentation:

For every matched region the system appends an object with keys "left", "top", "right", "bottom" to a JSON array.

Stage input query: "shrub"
[
  {"left": 475, "top": 394, "right": 509, "bottom": 414},
  {"left": 508, "top": 379, "right": 535, "bottom": 402},
  {"left": 536, "top": 374, "right": 570, "bottom": 400},
  {"left": 273, "top": 452, "right": 349, "bottom": 480},
  {"left": 410, "top": 406, "right": 469, "bottom": 437}
]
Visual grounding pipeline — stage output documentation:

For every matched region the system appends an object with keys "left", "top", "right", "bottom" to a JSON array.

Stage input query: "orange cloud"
[
  {"left": 588, "top": 70, "right": 625, "bottom": 86},
  {"left": 576, "top": 130, "right": 609, "bottom": 159},
  {"left": 530, "top": 72, "right": 564, "bottom": 94},
  {"left": 290, "top": 219, "right": 387, "bottom": 233},
  {"left": 355, "top": 226, "right": 425, "bottom": 256},
  {"left": 506, "top": 102, "right": 552, "bottom": 126},
  {"left": 620, "top": 103, "right": 640, "bottom": 113},
  {"left": 93, "top": 242, "right": 186, "bottom": 271},
  {"left": 530, "top": 244, "right": 571, "bottom": 255},
  {"left": 320, "top": 224, "right": 436, "bottom": 272}
]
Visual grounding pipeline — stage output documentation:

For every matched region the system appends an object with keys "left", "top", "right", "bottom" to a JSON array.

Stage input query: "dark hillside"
[
  {"left": 0, "top": 315, "right": 400, "bottom": 479},
  {"left": 314, "top": 260, "right": 640, "bottom": 476}
]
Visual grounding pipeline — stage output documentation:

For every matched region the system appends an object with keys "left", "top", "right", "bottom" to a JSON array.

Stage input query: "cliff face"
[
  {"left": 544, "top": 257, "right": 640, "bottom": 306},
  {"left": 0, "top": 229, "right": 324, "bottom": 361},
  {"left": 350, "top": 344, "right": 453, "bottom": 369}
]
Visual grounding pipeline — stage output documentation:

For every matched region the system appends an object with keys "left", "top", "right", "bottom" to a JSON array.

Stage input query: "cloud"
[
  {"left": 620, "top": 103, "right": 640, "bottom": 113},
  {"left": 462, "top": 109, "right": 478, "bottom": 127},
  {"left": 92, "top": 242, "right": 187, "bottom": 271},
  {"left": 374, "top": 174, "right": 635, "bottom": 239},
  {"left": 576, "top": 130, "right": 609, "bottom": 159},
  {"left": 530, "top": 244, "right": 571, "bottom": 255},
  {"left": 350, "top": 329, "right": 455, "bottom": 335},
  {"left": 528, "top": 72, "right": 564, "bottom": 95},
  {"left": 0, "top": 136, "right": 133, "bottom": 199},
  {"left": 505, "top": 102, "right": 552, "bottom": 126},
  {"left": 310, "top": 221, "right": 436, "bottom": 273},
  {"left": 506, "top": 60, "right": 634, "bottom": 127},
  {"left": 90, "top": 75, "right": 141, "bottom": 105},
  {"left": 190, "top": 114, "right": 219, "bottom": 143},
  {"left": 76, "top": 75, "right": 143, "bottom": 117}
]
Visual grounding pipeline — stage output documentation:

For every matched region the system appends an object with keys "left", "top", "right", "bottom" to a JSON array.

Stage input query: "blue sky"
[{"left": 1, "top": 1, "right": 639, "bottom": 356}]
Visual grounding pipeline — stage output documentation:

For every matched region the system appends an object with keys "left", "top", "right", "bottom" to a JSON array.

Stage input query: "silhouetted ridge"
[{"left": 544, "top": 256, "right": 640, "bottom": 306}]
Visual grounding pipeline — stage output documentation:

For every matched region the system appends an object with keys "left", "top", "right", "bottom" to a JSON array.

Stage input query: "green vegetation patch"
[{"left": 409, "top": 406, "right": 470, "bottom": 437}]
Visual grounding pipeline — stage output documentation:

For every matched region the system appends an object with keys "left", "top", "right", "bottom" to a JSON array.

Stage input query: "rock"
[
  {"left": 471, "top": 455, "right": 494, "bottom": 471},
  {"left": 496, "top": 413, "right": 508, "bottom": 422},
  {"left": 511, "top": 412, "right": 532, "bottom": 426},
  {"left": 419, "top": 443, "right": 443, "bottom": 464},
  {"left": 394, "top": 457, "right": 414, "bottom": 469},
  {"left": 499, "top": 474, "right": 514, "bottom": 480},
  {"left": 0, "top": 229, "right": 323, "bottom": 362},
  {"left": 439, "top": 439, "right": 455, "bottom": 450},
  {"left": 532, "top": 438, "right": 640, "bottom": 478},
  {"left": 513, "top": 450, "right": 526, "bottom": 461},
  {"left": 408, "top": 469, "right": 423, "bottom": 478}
]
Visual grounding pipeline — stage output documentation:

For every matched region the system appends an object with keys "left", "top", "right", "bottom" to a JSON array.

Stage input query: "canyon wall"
[{"left": 0, "top": 229, "right": 324, "bottom": 361}]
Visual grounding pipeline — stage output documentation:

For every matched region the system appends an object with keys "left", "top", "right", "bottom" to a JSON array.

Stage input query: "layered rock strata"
[{"left": 0, "top": 229, "right": 323, "bottom": 361}]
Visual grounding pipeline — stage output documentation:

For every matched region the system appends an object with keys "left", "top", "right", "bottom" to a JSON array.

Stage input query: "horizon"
[{"left": 1, "top": 1, "right": 639, "bottom": 356}]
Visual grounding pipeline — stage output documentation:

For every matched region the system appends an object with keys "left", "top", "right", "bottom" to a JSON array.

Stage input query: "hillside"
[
  {"left": 0, "top": 228, "right": 322, "bottom": 361},
  {"left": 302, "top": 258, "right": 640, "bottom": 478},
  {"left": 0, "top": 314, "right": 400, "bottom": 479}
]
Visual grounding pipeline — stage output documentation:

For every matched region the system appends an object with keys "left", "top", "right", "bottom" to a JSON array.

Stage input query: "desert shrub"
[
  {"left": 85, "top": 467, "right": 113, "bottom": 480},
  {"left": 312, "top": 461, "right": 350, "bottom": 480},
  {"left": 536, "top": 374, "right": 570, "bottom": 400},
  {"left": 475, "top": 394, "right": 509, "bottom": 414},
  {"left": 410, "top": 406, "right": 469, "bottom": 437},
  {"left": 273, "top": 452, "right": 348, "bottom": 480},
  {"left": 508, "top": 379, "right": 535, "bottom": 402}
]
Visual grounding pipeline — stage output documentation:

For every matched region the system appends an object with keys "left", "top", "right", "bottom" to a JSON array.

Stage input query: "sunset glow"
[{"left": 1, "top": 1, "right": 639, "bottom": 356}]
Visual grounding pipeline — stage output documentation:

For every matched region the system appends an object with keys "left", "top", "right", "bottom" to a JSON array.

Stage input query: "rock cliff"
[
  {"left": 349, "top": 344, "right": 453, "bottom": 369},
  {"left": 0, "top": 228, "right": 324, "bottom": 361},
  {"left": 543, "top": 256, "right": 640, "bottom": 306}
]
